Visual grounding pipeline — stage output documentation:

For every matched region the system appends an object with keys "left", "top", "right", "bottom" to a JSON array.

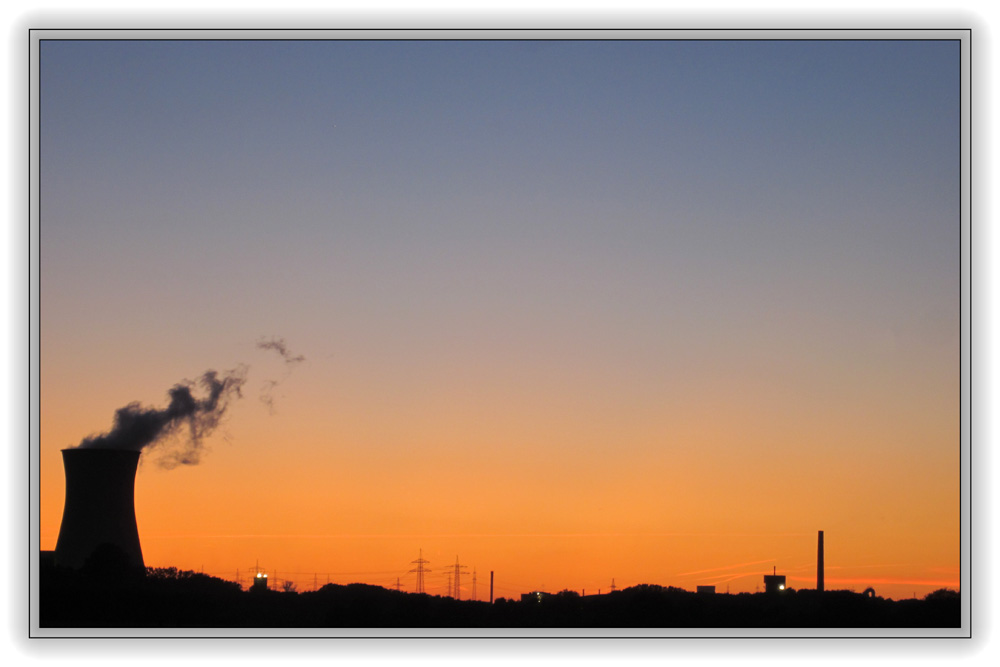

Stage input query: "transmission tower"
[
  {"left": 248, "top": 561, "right": 266, "bottom": 579},
  {"left": 409, "top": 549, "right": 431, "bottom": 594},
  {"left": 610, "top": 578, "right": 617, "bottom": 592},
  {"left": 451, "top": 555, "right": 470, "bottom": 600}
]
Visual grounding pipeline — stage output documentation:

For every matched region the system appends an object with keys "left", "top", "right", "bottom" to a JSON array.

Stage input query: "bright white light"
[
  {"left": 779, "top": 584, "right": 785, "bottom": 590},
  {"left": 256, "top": 573, "right": 261, "bottom": 578}
]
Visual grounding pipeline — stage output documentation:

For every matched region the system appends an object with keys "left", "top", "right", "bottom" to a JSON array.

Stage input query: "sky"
[{"left": 38, "top": 37, "right": 961, "bottom": 601}]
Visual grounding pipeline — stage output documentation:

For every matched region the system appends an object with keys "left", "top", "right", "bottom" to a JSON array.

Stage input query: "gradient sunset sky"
[{"left": 39, "top": 38, "right": 960, "bottom": 600}]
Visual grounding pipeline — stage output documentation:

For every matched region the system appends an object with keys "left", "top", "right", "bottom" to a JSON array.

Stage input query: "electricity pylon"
[
  {"left": 409, "top": 549, "right": 431, "bottom": 594},
  {"left": 451, "top": 555, "right": 470, "bottom": 600}
]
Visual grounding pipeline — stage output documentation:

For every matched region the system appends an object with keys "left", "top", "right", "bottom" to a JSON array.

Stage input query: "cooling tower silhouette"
[{"left": 54, "top": 448, "right": 145, "bottom": 572}]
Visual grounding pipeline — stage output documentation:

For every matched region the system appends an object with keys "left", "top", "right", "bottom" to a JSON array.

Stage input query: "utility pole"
[
  {"left": 490, "top": 571, "right": 494, "bottom": 603},
  {"left": 409, "top": 549, "right": 431, "bottom": 594},
  {"left": 472, "top": 568, "right": 477, "bottom": 601}
]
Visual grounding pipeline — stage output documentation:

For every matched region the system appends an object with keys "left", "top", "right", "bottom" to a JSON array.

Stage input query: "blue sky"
[{"left": 40, "top": 38, "right": 958, "bottom": 373}]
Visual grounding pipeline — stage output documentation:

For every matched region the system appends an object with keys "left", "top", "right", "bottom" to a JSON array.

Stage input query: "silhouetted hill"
[{"left": 39, "top": 559, "right": 959, "bottom": 629}]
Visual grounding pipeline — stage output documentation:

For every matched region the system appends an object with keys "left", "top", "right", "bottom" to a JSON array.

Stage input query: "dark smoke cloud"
[
  {"left": 256, "top": 337, "right": 305, "bottom": 413},
  {"left": 77, "top": 367, "right": 248, "bottom": 469}
]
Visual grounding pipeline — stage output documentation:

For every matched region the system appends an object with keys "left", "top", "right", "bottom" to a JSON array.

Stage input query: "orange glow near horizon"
[{"left": 39, "top": 377, "right": 960, "bottom": 602}]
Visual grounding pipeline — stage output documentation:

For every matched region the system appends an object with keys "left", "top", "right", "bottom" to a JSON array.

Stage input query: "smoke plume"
[
  {"left": 256, "top": 336, "right": 305, "bottom": 366},
  {"left": 256, "top": 337, "right": 305, "bottom": 413},
  {"left": 76, "top": 367, "right": 248, "bottom": 469}
]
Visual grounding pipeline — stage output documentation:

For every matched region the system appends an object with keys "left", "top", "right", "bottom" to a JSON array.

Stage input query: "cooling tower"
[{"left": 54, "top": 448, "right": 145, "bottom": 572}]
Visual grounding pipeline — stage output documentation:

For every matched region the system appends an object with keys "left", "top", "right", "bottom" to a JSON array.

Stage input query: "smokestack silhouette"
[
  {"left": 54, "top": 448, "right": 144, "bottom": 571},
  {"left": 817, "top": 530, "right": 825, "bottom": 592}
]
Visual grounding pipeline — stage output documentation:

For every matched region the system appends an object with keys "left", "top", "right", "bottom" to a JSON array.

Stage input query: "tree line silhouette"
[{"left": 39, "top": 555, "right": 959, "bottom": 629}]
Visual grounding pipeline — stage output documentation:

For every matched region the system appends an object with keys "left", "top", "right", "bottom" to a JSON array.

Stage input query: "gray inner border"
[{"left": 26, "top": 26, "right": 973, "bottom": 641}]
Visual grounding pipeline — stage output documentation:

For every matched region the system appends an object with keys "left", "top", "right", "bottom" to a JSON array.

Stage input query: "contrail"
[
  {"left": 674, "top": 559, "right": 776, "bottom": 578},
  {"left": 75, "top": 366, "right": 248, "bottom": 469}
]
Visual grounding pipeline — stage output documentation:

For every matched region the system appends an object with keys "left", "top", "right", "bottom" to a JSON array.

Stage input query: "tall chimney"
[
  {"left": 54, "top": 448, "right": 145, "bottom": 572},
  {"left": 817, "top": 530, "right": 824, "bottom": 592}
]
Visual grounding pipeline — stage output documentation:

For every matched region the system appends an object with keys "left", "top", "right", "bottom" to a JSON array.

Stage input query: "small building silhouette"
[
  {"left": 696, "top": 585, "right": 716, "bottom": 594},
  {"left": 251, "top": 571, "right": 269, "bottom": 591},
  {"left": 764, "top": 573, "right": 787, "bottom": 593},
  {"left": 520, "top": 591, "right": 551, "bottom": 603}
]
